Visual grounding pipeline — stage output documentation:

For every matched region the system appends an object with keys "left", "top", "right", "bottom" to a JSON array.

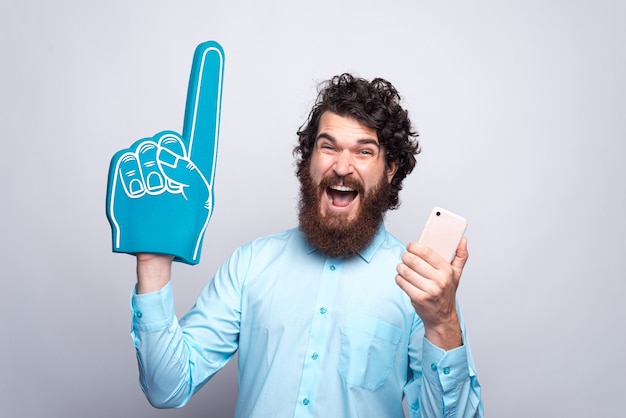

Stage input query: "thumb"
[
  {"left": 155, "top": 132, "right": 209, "bottom": 197},
  {"left": 156, "top": 131, "right": 187, "bottom": 167},
  {"left": 451, "top": 237, "right": 469, "bottom": 273}
]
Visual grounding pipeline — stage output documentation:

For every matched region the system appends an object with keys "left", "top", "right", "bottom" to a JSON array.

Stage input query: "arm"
[
  {"left": 404, "top": 312, "right": 483, "bottom": 418},
  {"left": 136, "top": 253, "right": 174, "bottom": 294},
  {"left": 397, "top": 238, "right": 483, "bottom": 416},
  {"left": 131, "top": 250, "right": 244, "bottom": 408}
]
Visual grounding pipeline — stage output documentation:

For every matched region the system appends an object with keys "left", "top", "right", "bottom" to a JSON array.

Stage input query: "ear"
[{"left": 386, "top": 159, "right": 399, "bottom": 184}]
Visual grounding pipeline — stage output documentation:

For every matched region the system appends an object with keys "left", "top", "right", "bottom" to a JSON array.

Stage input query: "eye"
[
  {"left": 318, "top": 142, "right": 335, "bottom": 152},
  {"left": 357, "top": 148, "right": 375, "bottom": 157}
]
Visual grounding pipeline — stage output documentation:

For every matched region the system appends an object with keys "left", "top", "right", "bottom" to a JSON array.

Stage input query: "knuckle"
[
  {"left": 419, "top": 245, "right": 432, "bottom": 258},
  {"left": 396, "top": 263, "right": 405, "bottom": 275},
  {"left": 427, "top": 284, "right": 443, "bottom": 299}
]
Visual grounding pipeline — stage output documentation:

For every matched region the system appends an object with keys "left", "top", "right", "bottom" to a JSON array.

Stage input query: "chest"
[{"left": 239, "top": 253, "right": 411, "bottom": 336}]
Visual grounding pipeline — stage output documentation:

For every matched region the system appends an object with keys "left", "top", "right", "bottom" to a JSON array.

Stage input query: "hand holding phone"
[{"left": 396, "top": 207, "right": 469, "bottom": 349}]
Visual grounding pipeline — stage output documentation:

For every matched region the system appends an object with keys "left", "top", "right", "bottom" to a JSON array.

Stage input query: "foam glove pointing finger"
[{"left": 106, "top": 41, "right": 225, "bottom": 265}]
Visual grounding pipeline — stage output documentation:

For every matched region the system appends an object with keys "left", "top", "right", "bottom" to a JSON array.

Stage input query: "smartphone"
[{"left": 417, "top": 207, "right": 468, "bottom": 262}]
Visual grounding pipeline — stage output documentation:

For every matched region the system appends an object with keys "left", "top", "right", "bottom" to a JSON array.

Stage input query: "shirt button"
[
  {"left": 135, "top": 311, "right": 143, "bottom": 318},
  {"left": 430, "top": 363, "right": 437, "bottom": 371},
  {"left": 329, "top": 264, "right": 336, "bottom": 271},
  {"left": 443, "top": 367, "right": 451, "bottom": 375},
  {"left": 312, "top": 352, "right": 319, "bottom": 360},
  {"left": 320, "top": 307, "right": 327, "bottom": 315},
  {"left": 303, "top": 398, "right": 310, "bottom": 406}
]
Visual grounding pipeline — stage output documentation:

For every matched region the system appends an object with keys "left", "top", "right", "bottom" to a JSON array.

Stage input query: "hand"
[
  {"left": 106, "top": 41, "right": 225, "bottom": 265},
  {"left": 395, "top": 238, "right": 469, "bottom": 350}
]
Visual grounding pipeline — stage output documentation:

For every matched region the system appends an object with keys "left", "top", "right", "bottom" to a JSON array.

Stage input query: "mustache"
[{"left": 318, "top": 174, "right": 364, "bottom": 195}]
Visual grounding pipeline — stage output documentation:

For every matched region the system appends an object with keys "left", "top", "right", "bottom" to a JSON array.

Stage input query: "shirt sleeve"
[
  {"left": 405, "top": 311, "right": 483, "bottom": 418},
  {"left": 130, "top": 246, "right": 247, "bottom": 409},
  {"left": 131, "top": 282, "right": 195, "bottom": 408},
  {"left": 131, "top": 281, "right": 176, "bottom": 332}
]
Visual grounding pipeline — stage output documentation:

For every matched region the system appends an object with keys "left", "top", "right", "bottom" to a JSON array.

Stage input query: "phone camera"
[{"left": 436, "top": 211, "right": 441, "bottom": 216}]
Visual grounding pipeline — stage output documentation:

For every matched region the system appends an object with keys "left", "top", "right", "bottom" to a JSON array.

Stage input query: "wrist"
[
  {"left": 136, "top": 253, "right": 174, "bottom": 294},
  {"left": 424, "top": 316, "right": 463, "bottom": 351}
]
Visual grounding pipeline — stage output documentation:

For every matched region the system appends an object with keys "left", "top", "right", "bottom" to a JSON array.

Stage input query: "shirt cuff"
[
  {"left": 422, "top": 337, "right": 470, "bottom": 392},
  {"left": 131, "top": 281, "right": 175, "bottom": 332}
]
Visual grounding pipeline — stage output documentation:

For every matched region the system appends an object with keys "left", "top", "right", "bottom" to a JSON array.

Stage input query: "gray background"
[{"left": 2, "top": 0, "right": 625, "bottom": 417}]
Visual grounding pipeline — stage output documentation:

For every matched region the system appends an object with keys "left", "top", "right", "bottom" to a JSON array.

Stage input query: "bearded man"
[{"left": 131, "top": 74, "right": 483, "bottom": 417}]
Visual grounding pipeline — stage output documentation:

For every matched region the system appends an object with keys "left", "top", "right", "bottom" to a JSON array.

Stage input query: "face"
[
  {"left": 298, "top": 111, "right": 398, "bottom": 258},
  {"left": 309, "top": 111, "right": 397, "bottom": 222}
]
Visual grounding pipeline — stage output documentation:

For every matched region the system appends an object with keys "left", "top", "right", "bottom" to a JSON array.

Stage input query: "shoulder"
[
  {"left": 221, "top": 228, "right": 309, "bottom": 285},
  {"left": 213, "top": 228, "right": 304, "bottom": 283},
  {"left": 232, "top": 227, "right": 308, "bottom": 262},
  {"left": 242, "top": 227, "right": 304, "bottom": 251},
  {"left": 382, "top": 228, "right": 405, "bottom": 250},
  {"left": 371, "top": 226, "right": 406, "bottom": 259}
]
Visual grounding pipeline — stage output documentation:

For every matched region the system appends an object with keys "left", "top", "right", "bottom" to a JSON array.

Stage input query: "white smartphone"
[{"left": 417, "top": 207, "right": 468, "bottom": 262}]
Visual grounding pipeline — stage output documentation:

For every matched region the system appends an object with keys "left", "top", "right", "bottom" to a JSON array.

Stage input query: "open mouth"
[{"left": 326, "top": 185, "right": 359, "bottom": 208}]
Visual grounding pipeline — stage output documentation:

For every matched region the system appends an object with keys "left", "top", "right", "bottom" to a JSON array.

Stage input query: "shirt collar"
[{"left": 301, "top": 223, "right": 387, "bottom": 263}]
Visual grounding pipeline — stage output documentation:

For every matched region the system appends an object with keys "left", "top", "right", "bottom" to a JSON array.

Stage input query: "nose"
[{"left": 333, "top": 151, "right": 354, "bottom": 177}]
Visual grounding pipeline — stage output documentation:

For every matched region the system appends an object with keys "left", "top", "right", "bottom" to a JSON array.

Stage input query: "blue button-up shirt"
[{"left": 131, "top": 226, "right": 483, "bottom": 417}]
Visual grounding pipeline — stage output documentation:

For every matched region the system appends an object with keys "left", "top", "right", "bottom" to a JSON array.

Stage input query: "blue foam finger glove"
[{"left": 106, "top": 41, "right": 225, "bottom": 265}]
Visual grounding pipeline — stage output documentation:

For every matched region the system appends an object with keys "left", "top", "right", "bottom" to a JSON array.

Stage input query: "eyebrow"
[{"left": 315, "top": 133, "right": 381, "bottom": 149}]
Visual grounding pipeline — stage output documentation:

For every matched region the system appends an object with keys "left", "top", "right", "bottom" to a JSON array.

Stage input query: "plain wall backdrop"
[{"left": 1, "top": 1, "right": 625, "bottom": 417}]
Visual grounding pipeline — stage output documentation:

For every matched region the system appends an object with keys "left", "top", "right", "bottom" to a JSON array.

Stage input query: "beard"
[{"left": 298, "top": 164, "right": 392, "bottom": 258}]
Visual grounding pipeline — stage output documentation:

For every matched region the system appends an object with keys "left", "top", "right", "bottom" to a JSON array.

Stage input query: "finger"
[
  {"left": 407, "top": 242, "right": 452, "bottom": 272},
  {"left": 136, "top": 141, "right": 166, "bottom": 195},
  {"left": 395, "top": 271, "right": 434, "bottom": 307},
  {"left": 114, "top": 151, "right": 144, "bottom": 197},
  {"left": 157, "top": 132, "right": 188, "bottom": 168},
  {"left": 395, "top": 273, "right": 421, "bottom": 299},
  {"left": 182, "top": 41, "right": 225, "bottom": 185},
  {"left": 156, "top": 132, "right": 187, "bottom": 193},
  {"left": 107, "top": 150, "right": 144, "bottom": 250},
  {"left": 399, "top": 247, "right": 454, "bottom": 293},
  {"left": 396, "top": 260, "right": 432, "bottom": 293},
  {"left": 155, "top": 132, "right": 205, "bottom": 188}
]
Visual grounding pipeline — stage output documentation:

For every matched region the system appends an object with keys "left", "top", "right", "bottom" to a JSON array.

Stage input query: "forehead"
[{"left": 316, "top": 112, "right": 379, "bottom": 143}]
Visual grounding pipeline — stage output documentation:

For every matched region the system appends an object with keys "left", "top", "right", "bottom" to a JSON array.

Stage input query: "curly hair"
[{"left": 294, "top": 73, "right": 420, "bottom": 210}]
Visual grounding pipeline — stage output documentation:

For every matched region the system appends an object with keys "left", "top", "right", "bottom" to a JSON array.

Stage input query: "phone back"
[{"left": 418, "top": 207, "right": 468, "bottom": 262}]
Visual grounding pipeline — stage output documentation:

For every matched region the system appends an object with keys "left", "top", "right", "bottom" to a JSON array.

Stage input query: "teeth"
[{"left": 330, "top": 185, "right": 355, "bottom": 192}]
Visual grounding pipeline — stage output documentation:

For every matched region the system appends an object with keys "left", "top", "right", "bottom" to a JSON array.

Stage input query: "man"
[{"left": 131, "top": 74, "right": 483, "bottom": 417}]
